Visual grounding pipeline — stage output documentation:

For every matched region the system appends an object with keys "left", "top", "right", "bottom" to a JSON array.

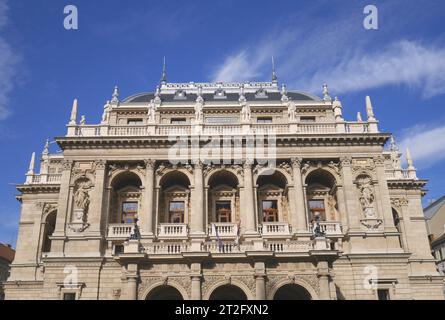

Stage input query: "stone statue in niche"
[
  {"left": 326, "top": 195, "right": 339, "bottom": 221},
  {"left": 241, "top": 103, "right": 251, "bottom": 123},
  {"left": 287, "top": 101, "right": 297, "bottom": 122},
  {"left": 69, "top": 178, "right": 92, "bottom": 232},
  {"left": 357, "top": 175, "right": 376, "bottom": 218},
  {"left": 74, "top": 181, "right": 91, "bottom": 211}
]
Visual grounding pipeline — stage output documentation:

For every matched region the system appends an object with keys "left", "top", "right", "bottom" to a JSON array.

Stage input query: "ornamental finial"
[
  {"left": 160, "top": 56, "right": 167, "bottom": 84},
  {"left": 272, "top": 56, "right": 278, "bottom": 83},
  {"left": 111, "top": 85, "right": 119, "bottom": 104},
  {"left": 322, "top": 84, "right": 331, "bottom": 102}
]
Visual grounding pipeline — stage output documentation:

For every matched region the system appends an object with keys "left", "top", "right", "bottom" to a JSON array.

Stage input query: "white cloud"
[
  {"left": 304, "top": 40, "right": 445, "bottom": 98},
  {"left": 209, "top": 2, "right": 445, "bottom": 99},
  {"left": 398, "top": 124, "right": 445, "bottom": 169},
  {"left": 0, "top": 0, "right": 19, "bottom": 120}
]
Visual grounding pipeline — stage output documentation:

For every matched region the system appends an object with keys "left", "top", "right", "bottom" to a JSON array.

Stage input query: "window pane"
[
  {"left": 377, "top": 289, "right": 390, "bottom": 300},
  {"left": 122, "top": 202, "right": 138, "bottom": 223},
  {"left": 309, "top": 200, "right": 325, "bottom": 209},
  {"left": 63, "top": 293, "right": 76, "bottom": 300}
]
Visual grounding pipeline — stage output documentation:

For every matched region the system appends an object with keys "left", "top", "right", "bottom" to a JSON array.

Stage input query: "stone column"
[
  {"left": 243, "top": 161, "right": 257, "bottom": 235},
  {"left": 87, "top": 160, "right": 106, "bottom": 236},
  {"left": 254, "top": 261, "right": 266, "bottom": 300},
  {"left": 126, "top": 263, "right": 139, "bottom": 300},
  {"left": 191, "top": 161, "right": 205, "bottom": 235},
  {"left": 51, "top": 160, "right": 73, "bottom": 251},
  {"left": 143, "top": 159, "right": 155, "bottom": 236},
  {"left": 190, "top": 262, "right": 202, "bottom": 300},
  {"left": 374, "top": 156, "right": 397, "bottom": 232},
  {"left": 317, "top": 260, "right": 331, "bottom": 300},
  {"left": 191, "top": 276, "right": 202, "bottom": 300},
  {"left": 291, "top": 158, "right": 307, "bottom": 233},
  {"left": 339, "top": 157, "right": 361, "bottom": 230}
]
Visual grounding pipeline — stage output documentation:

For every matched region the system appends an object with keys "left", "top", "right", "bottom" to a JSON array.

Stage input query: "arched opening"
[
  {"left": 159, "top": 171, "right": 191, "bottom": 224},
  {"left": 109, "top": 171, "right": 143, "bottom": 224},
  {"left": 145, "top": 285, "right": 184, "bottom": 300},
  {"left": 209, "top": 284, "right": 247, "bottom": 300},
  {"left": 305, "top": 169, "right": 339, "bottom": 224},
  {"left": 273, "top": 284, "right": 312, "bottom": 300},
  {"left": 207, "top": 170, "right": 239, "bottom": 224},
  {"left": 42, "top": 211, "right": 57, "bottom": 253},
  {"left": 257, "top": 170, "right": 288, "bottom": 223}
]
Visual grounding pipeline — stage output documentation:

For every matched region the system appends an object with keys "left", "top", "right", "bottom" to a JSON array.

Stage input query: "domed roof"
[{"left": 123, "top": 90, "right": 321, "bottom": 103}]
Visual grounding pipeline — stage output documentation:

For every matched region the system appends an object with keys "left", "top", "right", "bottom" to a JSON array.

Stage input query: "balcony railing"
[
  {"left": 259, "top": 222, "right": 292, "bottom": 237},
  {"left": 107, "top": 223, "right": 135, "bottom": 239},
  {"left": 67, "top": 121, "right": 373, "bottom": 137},
  {"left": 265, "top": 240, "right": 314, "bottom": 252},
  {"left": 309, "top": 221, "right": 343, "bottom": 237},
  {"left": 208, "top": 223, "right": 239, "bottom": 238},
  {"left": 157, "top": 223, "right": 188, "bottom": 239},
  {"left": 146, "top": 242, "right": 189, "bottom": 255},
  {"left": 27, "top": 173, "right": 62, "bottom": 184}
]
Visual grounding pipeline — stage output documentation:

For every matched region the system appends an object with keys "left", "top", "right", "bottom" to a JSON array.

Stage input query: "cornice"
[
  {"left": 387, "top": 179, "right": 427, "bottom": 189},
  {"left": 55, "top": 133, "right": 391, "bottom": 150}
]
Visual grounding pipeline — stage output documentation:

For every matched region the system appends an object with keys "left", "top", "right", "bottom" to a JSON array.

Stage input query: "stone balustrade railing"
[
  {"left": 208, "top": 223, "right": 239, "bottom": 238},
  {"left": 66, "top": 121, "right": 373, "bottom": 137},
  {"left": 258, "top": 222, "right": 292, "bottom": 236},
  {"left": 107, "top": 223, "right": 135, "bottom": 239},
  {"left": 157, "top": 223, "right": 188, "bottom": 239},
  {"left": 27, "top": 174, "right": 62, "bottom": 184}
]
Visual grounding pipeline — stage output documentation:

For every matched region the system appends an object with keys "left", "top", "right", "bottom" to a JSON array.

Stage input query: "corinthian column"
[
  {"left": 143, "top": 159, "right": 155, "bottom": 237},
  {"left": 291, "top": 158, "right": 307, "bottom": 233},
  {"left": 191, "top": 161, "right": 205, "bottom": 235},
  {"left": 243, "top": 160, "right": 258, "bottom": 236}
]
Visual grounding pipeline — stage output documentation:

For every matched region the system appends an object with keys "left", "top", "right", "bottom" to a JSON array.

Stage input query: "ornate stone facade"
[{"left": 5, "top": 79, "right": 444, "bottom": 300}]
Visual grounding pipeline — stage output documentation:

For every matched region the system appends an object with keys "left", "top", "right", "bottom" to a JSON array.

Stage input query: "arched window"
[
  {"left": 42, "top": 211, "right": 57, "bottom": 253},
  {"left": 207, "top": 170, "right": 239, "bottom": 224},
  {"left": 257, "top": 171, "right": 288, "bottom": 223},
  {"left": 110, "top": 171, "right": 143, "bottom": 224},
  {"left": 159, "top": 171, "right": 191, "bottom": 224},
  {"left": 305, "top": 169, "right": 338, "bottom": 223}
]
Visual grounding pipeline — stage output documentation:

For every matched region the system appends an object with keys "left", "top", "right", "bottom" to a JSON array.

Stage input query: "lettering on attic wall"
[{"left": 64, "top": 5, "right": 78, "bottom": 30}]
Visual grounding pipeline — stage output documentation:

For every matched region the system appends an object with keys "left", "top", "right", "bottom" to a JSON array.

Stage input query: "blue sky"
[{"left": 1, "top": 0, "right": 445, "bottom": 246}]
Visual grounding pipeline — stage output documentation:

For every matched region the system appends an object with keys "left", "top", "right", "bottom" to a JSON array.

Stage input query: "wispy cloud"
[
  {"left": 210, "top": 3, "right": 445, "bottom": 99},
  {"left": 0, "top": 0, "right": 19, "bottom": 120},
  {"left": 398, "top": 124, "right": 445, "bottom": 169},
  {"left": 304, "top": 40, "right": 445, "bottom": 98}
]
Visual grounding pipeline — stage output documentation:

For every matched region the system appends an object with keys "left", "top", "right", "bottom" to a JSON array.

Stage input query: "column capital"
[
  {"left": 94, "top": 159, "right": 106, "bottom": 170},
  {"left": 243, "top": 159, "right": 254, "bottom": 169},
  {"left": 291, "top": 157, "right": 303, "bottom": 169},
  {"left": 340, "top": 156, "right": 352, "bottom": 167},
  {"left": 144, "top": 159, "right": 156, "bottom": 170},
  {"left": 193, "top": 160, "right": 204, "bottom": 170},
  {"left": 61, "top": 160, "right": 74, "bottom": 171}
]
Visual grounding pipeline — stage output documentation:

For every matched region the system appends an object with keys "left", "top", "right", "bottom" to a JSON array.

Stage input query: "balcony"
[
  {"left": 145, "top": 242, "right": 189, "bottom": 255},
  {"left": 208, "top": 223, "right": 239, "bottom": 239},
  {"left": 157, "top": 223, "right": 188, "bottom": 239},
  {"left": 265, "top": 240, "right": 314, "bottom": 252},
  {"left": 67, "top": 121, "right": 373, "bottom": 138},
  {"left": 107, "top": 223, "right": 135, "bottom": 239},
  {"left": 259, "top": 222, "right": 292, "bottom": 237},
  {"left": 310, "top": 221, "right": 343, "bottom": 237}
]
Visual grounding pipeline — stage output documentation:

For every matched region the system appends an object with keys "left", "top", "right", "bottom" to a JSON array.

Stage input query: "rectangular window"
[
  {"left": 171, "top": 118, "right": 187, "bottom": 124},
  {"left": 122, "top": 202, "right": 138, "bottom": 223},
  {"left": 215, "top": 201, "right": 231, "bottom": 222},
  {"left": 309, "top": 199, "right": 326, "bottom": 221},
  {"left": 262, "top": 200, "right": 278, "bottom": 222},
  {"left": 257, "top": 117, "right": 273, "bottom": 123},
  {"left": 127, "top": 119, "right": 143, "bottom": 125},
  {"left": 114, "top": 244, "right": 124, "bottom": 255},
  {"left": 377, "top": 289, "right": 390, "bottom": 300},
  {"left": 63, "top": 293, "right": 77, "bottom": 300},
  {"left": 300, "top": 116, "right": 316, "bottom": 122},
  {"left": 169, "top": 201, "right": 185, "bottom": 223}
]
